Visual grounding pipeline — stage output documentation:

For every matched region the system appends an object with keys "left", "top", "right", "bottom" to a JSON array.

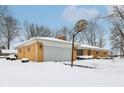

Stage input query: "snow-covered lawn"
[{"left": 0, "top": 58, "right": 124, "bottom": 87}]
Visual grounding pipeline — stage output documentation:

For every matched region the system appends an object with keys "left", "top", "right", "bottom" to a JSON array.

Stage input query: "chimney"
[{"left": 56, "top": 35, "right": 65, "bottom": 40}]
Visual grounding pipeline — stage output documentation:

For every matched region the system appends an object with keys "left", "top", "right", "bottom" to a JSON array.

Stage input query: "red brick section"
[{"left": 56, "top": 35, "right": 65, "bottom": 40}]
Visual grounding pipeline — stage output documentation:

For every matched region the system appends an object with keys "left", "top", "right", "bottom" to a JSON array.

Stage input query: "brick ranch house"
[{"left": 15, "top": 36, "right": 109, "bottom": 62}]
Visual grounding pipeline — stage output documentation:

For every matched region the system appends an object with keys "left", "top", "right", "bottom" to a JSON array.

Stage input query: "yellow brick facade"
[
  {"left": 96, "top": 50, "right": 108, "bottom": 58},
  {"left": 83, "top": 49, "right": 89, "bottom": 55},
  {"left": 17, "top": 42, "right": 44, "bottom": 62},
  {"left": 77, "top": 48, "right": 108, "bottom": 58},
  {"left": 17, "top": 42, "right": 77, "bottom": 62}
]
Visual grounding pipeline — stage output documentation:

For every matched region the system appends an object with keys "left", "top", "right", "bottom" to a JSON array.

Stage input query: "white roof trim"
[
  {"left": 15, "top": 37, "right": 79, "bottom": 48},
  {"left": 78, "top": 44, "right": 109, "bottom": 51},
  {"left": 15, "top": 37, "right": 109, "bottom": 51}
]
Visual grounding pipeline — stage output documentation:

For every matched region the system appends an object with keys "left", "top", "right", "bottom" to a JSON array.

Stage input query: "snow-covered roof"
[
  {"left": 78, "top": 44, "right": 109, "bottom": 51},
  {"left": 15, "top": 37, "right": 79, "bottom": 48},
  {"left": 35, "top": 37, "right": 72, "bottom": 43},
  {"left": 15, "top": 37, "right": 109, "bottom": 51},
  {"left": 1, "top": 49, "right": 17, "bottom": 54}
]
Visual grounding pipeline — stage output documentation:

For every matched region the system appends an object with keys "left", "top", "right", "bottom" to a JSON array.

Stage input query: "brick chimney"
[{"left": 56, "top": 35, "right": 65, "bottom": 40}]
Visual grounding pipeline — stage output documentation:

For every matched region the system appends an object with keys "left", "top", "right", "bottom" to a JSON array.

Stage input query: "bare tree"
[
  {"left": 0, "top": 15, "right": 20, "bottom": 49},
  {"left": 0, "top": 6, "right": 8, "bottom": 17},
  {"left": 110, "top": 20, "right": 124, "bottom": 56},
  {"left": 53, "top": 21, "right": 106, "bottom": 48},
  {"left": 24, "top": 22, "right": 52, "bottom": 39},
  {"left": 97, "top": 29, "right": 106, "bottom": 48},
  {"left": 102, "top": 6, "right": 124, "bottom": 56},
  {"left": 99, "top": 6, "right": 124, "bottom": 19},
  {"left": 53, "top": 26, "right": 74, "bottom": 41},
  {"left": 79, "top": 19, "right": 106, "bottom": 47},
  {"left": 0, "top": 6, "right": 9, "bottom": 48},
  {"left": 97, "top": 5, "right": 124, "bottom": 56}
]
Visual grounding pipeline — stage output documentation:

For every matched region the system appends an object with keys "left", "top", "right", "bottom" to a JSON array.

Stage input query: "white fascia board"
[
  {"left": 78, "top": 47, "right": 96, "bottom": 50},
  {"left": 37, "top": 39, "right": 74, "bottom": 48},
  {"left": 16, "top": 37, "right": 79, "bottom": 48},
  {"left": 78, "top": 44, "right": 109, "bottom": 51}
]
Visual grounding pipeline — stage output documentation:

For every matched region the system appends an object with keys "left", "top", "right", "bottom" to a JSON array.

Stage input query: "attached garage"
[{"left": 16, "top": 37, "right": 78, "bottom": 62}]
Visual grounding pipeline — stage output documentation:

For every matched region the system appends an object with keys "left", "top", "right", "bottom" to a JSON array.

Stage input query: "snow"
[
  {"left": 77, "top": 55, "right": 93, "bottom": 59},
  {"left": 0, "top": 57, "right": 124, "bottom": 87},
  {"left": 22, "top": 58, "right": 29, "bottom": 61},
  {"left": 78, "top": 44, "right": 108, "bottom": 51},
  {"left": 1, "top": 49, "right": 17, "bottom": 54},
  {"left": 16, "top": 37, "right": 109, "bottom": 51},
  {"left": 15, "top": 37, "right": 77, "bottom": 48},
  {"left": 36, "top": 37, "right": 71, "bottom": 43}
]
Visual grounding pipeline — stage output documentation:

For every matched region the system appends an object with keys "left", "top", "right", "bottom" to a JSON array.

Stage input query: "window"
[
  {"left": 96, "top": 51, "right": 98, "bottom": 54},
  {"left": 77, "top": 49, "right": 83, "bottom": 56}
]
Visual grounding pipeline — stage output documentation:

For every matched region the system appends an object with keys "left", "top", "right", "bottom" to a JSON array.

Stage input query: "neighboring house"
[
  {"left": 0, "top": 41, "right": 7, "bottom": 49},
  {"left": 77, "top": 44, "right": 109, "bottom": 58},
  {"left": 16, "top": 37, "right": 78, "bottom": 62},
  {"left": 0, "top": 49, "right": 17, "bottom": 56}
]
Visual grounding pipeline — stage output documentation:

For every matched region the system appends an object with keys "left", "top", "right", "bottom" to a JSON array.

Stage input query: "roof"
[
  {"left": 78, "top": 44, "right": 109, "bottom": 51},
  {"left": 1, "top": 49, "right": 17, "bottom": 54},
  {"left": 15, "top": 37, "right": 109, "bottom": 51},
  {"left": 35, "top": 37, "right": 72, "bottom": 43},
  {"left": 15, "top": 37, "right": 79, "bottom": 48}
]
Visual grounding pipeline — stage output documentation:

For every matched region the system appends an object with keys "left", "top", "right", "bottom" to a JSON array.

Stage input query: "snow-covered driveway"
[{"left": 0, "top": 58, "right": 124, "bottom": 87}]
